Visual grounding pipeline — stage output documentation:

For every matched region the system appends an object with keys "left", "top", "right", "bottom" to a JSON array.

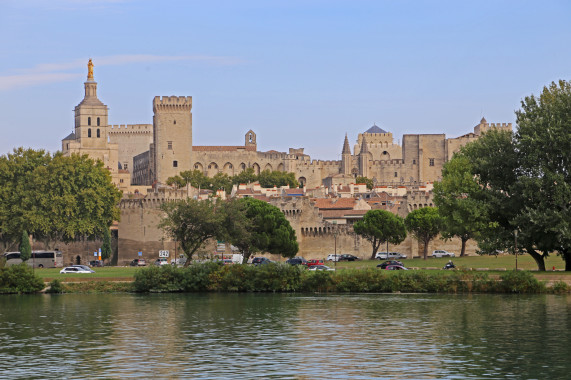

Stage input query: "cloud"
[{"left": 0, "top": 54, "right": 244, "bottom": 91}]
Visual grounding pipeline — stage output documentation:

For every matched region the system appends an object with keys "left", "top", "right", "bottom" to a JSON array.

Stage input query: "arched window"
[
  {"left": 88, "top": 117, "right": 91, "bottom": 126},
  {"left": 88, "top": 128, "right": 91, "bottom": 138},
  {"left": 97, "top": 117, "right": 100, "bottom": 126},
  {"left": 97, "top": 129, "right": 100, "bottom": 138}
]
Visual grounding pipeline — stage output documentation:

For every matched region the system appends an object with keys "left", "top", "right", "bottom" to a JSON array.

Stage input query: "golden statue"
[{"left": 87, "top": 59, "right": 94, "bottom": 80}]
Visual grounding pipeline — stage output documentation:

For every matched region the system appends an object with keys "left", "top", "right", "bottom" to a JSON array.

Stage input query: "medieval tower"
[{"left": 151, "top": 96, "right": 193, "bottom": 184}]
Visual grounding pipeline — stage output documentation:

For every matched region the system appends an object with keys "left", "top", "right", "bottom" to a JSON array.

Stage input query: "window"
[
  {"left": 413, "top": 159, "right": 416, "bottom": 164},
  {"left": 173, "top": 160, "right": 178, "bottom": 168},
  {"left": 173, "top": 120, "right": 176, "bottom": 125},
  {"left": 167, "top": 141, "right": 173, "bottom": 150},
  {"left": 394, "top": 172, "right": 398, "bottom": 177},
  {"left": 120, "top": 179, "right": 124, "bottom": 183},
  {"left": 88, "top": 117, "right": 91, "bottom": 126},
  {"left": 97, "top": 117, "right": 100, "bottom": 126},
  {"left": 97, "top": 129, "right": 100, "bottom": 138},
  {"left": 429, "top": 158, "right": 435, "bottom": 166},
  {"left": 194, "top": 164, "right": 199, "bottom": 169},
  {"left": 88, "top": 128, "right": 91, "bottom": 138},
  {"left": 123, "top": 163, "right": 128, "bottom": 170}
]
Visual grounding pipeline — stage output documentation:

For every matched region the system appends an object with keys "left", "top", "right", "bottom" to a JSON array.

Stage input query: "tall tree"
[
  {"left": 19, "top": 230, "right": 31, "bottom": 262},
  {"left": 356, "top": 176, "right": 373, "bottom": 190},
  {"left": 230, "top": 198, "right": 298, "bottom": 263},
  {"left": 354, "top": 210, "right": 407, "bottom": 259},
  {"left": 404, "top": 207, "right": 442, "bottom": 259},
  {"left": 232, "top": 168, "right": 257, "bottom": 185},
  {"left": 433, "top": 155, "right": 489, "bottom": 256},
  {"left": 159, "top": 198, "right": 226, "bottom": 266},
  {"left": 101, "top": 228, "right": 112, "bottom": 262}
]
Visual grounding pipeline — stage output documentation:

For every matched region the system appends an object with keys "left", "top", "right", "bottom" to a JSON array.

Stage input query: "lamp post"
[
  {"left": 514, "top": 230, "right": 518, "bottom": 271},
  {"left": 333, "top": 221, "right": 338, "bottom": 268}
]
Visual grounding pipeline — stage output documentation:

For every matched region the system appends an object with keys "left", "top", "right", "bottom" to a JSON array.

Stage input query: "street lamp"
[
  {"left": 514, "top": 230, "right": 518, "bottom": 271},
  {"left": 333, "top": 221, "right": 338, "bottom": 268}
]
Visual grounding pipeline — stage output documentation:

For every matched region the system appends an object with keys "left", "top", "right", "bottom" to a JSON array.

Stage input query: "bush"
[
  {"left": 300, "top": 270, "right": 334, "bottom": 292},
  {"left": 133, "top": 265, "right": 186, "bottom": 292},
  {"left": 46, "top": 279, "right": 63, "bottom": 293},
  {"left": 550, "top": 281, "right": 569, "bottom": 294},
  {"left": 0, "top": 264, "right": 45, "bottom": 294},
  {"left": 499, "top": 270, "right": 545, "bottom": 293}
]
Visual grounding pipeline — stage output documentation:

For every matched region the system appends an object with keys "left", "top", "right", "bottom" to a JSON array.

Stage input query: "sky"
[{"left": 1, "top": 0, "right": 570, "bottom": 160}]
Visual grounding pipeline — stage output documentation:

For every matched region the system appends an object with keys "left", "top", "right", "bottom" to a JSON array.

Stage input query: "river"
[{"left": 0, "top": 293, "right": 569, "bottom": 379}]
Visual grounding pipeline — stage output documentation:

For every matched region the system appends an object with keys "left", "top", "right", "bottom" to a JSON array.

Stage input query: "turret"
[{"left": 341, "top": 133, "right": 352, "bottom": 175}]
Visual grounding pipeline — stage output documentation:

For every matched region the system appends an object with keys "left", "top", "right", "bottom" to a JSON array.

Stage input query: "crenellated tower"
[{"left": 152, "top": 96, "right": 193, "bottom": 184}]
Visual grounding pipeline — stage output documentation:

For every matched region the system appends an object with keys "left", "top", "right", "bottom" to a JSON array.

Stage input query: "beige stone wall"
[{"left": 108, "top": 124, "right": 153, "bottom": 171}]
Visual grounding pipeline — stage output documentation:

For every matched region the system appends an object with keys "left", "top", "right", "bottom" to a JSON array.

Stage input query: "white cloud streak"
[{"left": 0, "top": 54, "right": 243, "bottom": 91}]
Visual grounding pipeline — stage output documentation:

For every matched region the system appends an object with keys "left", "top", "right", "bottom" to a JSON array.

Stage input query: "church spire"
[
  {"left": 342, "top": 133, "right": 351, "bottom": 154},
  {"left": 360, "top": 136, "right": 369, "bottom": 154}
]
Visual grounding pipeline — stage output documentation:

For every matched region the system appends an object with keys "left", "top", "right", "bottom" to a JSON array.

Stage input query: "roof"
[
  {"left": 365, "top": 124, "right": 388, "bottom": 134},
  {"left": 62, "top": 132, "right": 76, "bottom": 141},
  {"left": 193, "top": 146, "right": 257, "bottom": 152},
  {"left": 342, "top": 134, "right": 351, "bottom": 154},
  {"left": 312, "top": 198, "right": 356, "bottom": 210}
]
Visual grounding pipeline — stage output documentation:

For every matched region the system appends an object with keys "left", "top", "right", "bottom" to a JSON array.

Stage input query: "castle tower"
[
  {"left": 245, "top": 130, "right": 257, "bottom": 148},
  {"left": 341, "top": 133, "right": 352, "bottom": 175},
  {"left": 152, "top": 96, "right": 193, "bottom": 184},
  {"left": 359, "top": 135, "right": 370, "bottom": 178}
]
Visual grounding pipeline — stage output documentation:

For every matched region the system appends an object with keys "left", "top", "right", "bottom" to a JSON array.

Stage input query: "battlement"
[
  {"left": 153, "top": 96, "right": 192, "bottom": 112},
  {"left": 109, "top": 124, "right": 152, "bottom": 134},
  {"left": 489, "top": 122, "right": 512, "bottom": 128}
]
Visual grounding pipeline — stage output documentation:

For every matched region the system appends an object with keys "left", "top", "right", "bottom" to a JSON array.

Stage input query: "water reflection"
[{"left": 0, "top": 293, "right": 570, "bottom": 379}]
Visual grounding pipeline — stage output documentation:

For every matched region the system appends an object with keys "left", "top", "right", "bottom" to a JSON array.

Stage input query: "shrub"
[
  {"left": 550, "top": 281, "right": 569, "bottom": 294},
  {"left": 300, "top": 270, "right": 334, "bottom": 292},
  {"left": 46, "top": 279, "right": 63, "bottom": 293},
  {"left": 133, "top": 265, "right": 185, "bottom": 292},
  {"left": 499, "top": 270, "right": 545, "bottom": 293},
  {"left": 0, "top": 264, "right": 44, "bottom": 294}
]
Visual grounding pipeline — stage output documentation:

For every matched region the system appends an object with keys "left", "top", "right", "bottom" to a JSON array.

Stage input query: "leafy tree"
[
  {"left": 166, "top": 175, "right": 186, "bottom": 188},
  {"left": 433, "top": 155, "right": 490, "bottom": 256},
  {"left": 404, "top": 207, "right": 442, "bottom": 259},
  {"left": 356, "top": 176, "right": 373, "bottom": 190},
  {"left": 354, "top": 210, "right": 407, "bottom": 259},
  {"left": 0, "top": 149, "right": 121, "bottom": 249},
  {"left": 19, "top": 230, "right": 31, "bottom": 262},
  {"left": 159, "top": 198, "right": 226, "bottom": 266},
  {"left": 230, "top": 197, "right": 298, "bottom": 263},
  {"left": 101, "top": 228, "right": 112, "bottom": 262},
  {"left": 211, "top": 172, "right": 233, "bottom": 194},
  {"left": 232, "top": 168, "right": 257, "bottom": 185},
  {"left": 258, "top": 170, "right": 299, "bottom": 188}
]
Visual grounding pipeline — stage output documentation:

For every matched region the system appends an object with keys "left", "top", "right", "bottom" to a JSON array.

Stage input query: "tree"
[
  {"left": 159, "top": 198, "right": 226, "bottom": 266},
  {"left": 433, "top": 155, "right": 490, "bottom": 256},
  {"left": 101, "top": 228, "right": 112, "bottom": 262},
  {"left": 211, "top": 172, "right": 233, "bottom": 194},
  {"left": 404, "top": 207, "right": 442, "bottom": 259},
  {"left": 19, "top": 230, "right": 31, "bottom": 262},
  {"left": 258, "top": 170, "right": 299, "bottom": 188},
  {"left": 356, "top": 176, "right": 373, "bottom": 190},
  {"left": 232, "top": 168, "right": 257, "bottom": 185},
  {"left": 0, "top": 149, "right": 121, "bottom": 249},
  {"left": 230, "top": 198, "right": 298, "bottom": 263},
  {"left": 354, "top": 210, "right": 407, "bottom": 259}
]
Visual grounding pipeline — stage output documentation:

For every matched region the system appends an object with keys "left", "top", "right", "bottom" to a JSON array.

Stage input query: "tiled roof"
[
  {"left": 312, "top": 198, "right": 356, "bottom": 210},
  {"left": 284, "top": 188, "right": 304, "bottom": 195},
  {"left": 193, "top": 146, "right": 257, "bottom": 152},
  {"left": 62, "top": 132, "right": 76, "bottom": 141}
]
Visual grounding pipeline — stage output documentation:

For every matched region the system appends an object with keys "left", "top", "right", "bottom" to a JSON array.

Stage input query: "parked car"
[
  {"left": 154, "top": 258, "right": 169, "bottom": 266},
  {"left": 432, "top": 250, "right": 455, "bottom": 258},
  {"left": 338, "top": 254, "right": 359, "bottom": 262},
  {"left": 286, "top": 257, "right": 308, "bottom": 266},
  {"left": 384, "top": 264, "right": 408, "bottom": 270},
  {"left": 71, "top": 265, "right": 95, "bottom": 273},
  {"left": 252, "top": 257, "right": 272, "bottom": 266},
  {"left": 376, "top": 260, "right": 404, "bottom": 269},
  {"left": 326, "top": 254, "right": 341, "bottom": 262},
  {"left": 308, "top": 265, "right": 335, "bottom": 271},
  {"left": 222, "top": 259, "right": 233, "bottom": 265},
  {"left": 375, "top": 252, "right": 407, "bottom": 260},
  {"left": 60, "top": 266, "right": 93, "bottom": 274},
  {"left": 306, "top": 259, "right": 324, "bottom": 268},
  {"left": 89, "top": 260, "right": 103, "bottom": 267},
  {"left": 171, "top": 255, "right": 187, "bottom": 266},
  {"left": 130, "top": 258, "right": 147, "bottom": 266}
]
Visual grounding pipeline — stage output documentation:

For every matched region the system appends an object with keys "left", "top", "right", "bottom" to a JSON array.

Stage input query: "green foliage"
[
  {"left": 232, "top": 198, "right": 298, "bottom": 262},
  {"left": 434, "top": 155, "right": 490, "bottom": 256},
  {"left": 231, "top": 168, "right": 257, "bottom": 185},
  {"left": 101, "top": 228, "right": 112, "bottom": 261},
  {"left": 0, "top": 149, "right": 121, "bottom": 248},
  {"left": 159, "top": 198, "right": 227, "bottom": 264},
  {"left": 300, "top": 270, "right": 334, "bottom": 292},
  {"left": 258, "top": 170, "right": 299, "bottom": 188},
  {"left": 355, "top": 176, "right": 373, "bottom": 190},
  {"left": 404, "top": 207, "right": 442, "bottom": 259},
  {"left": 46, "top": 279, "right": 63, "bottom": 294},
  {"left": 550, "top": 281, "right": 569, "bottom": 294},
  {"left": 19, "top": 230, "right": 31, "bottom": 262},
  {"left": 354, "top": 210, "right": 407, "bottom": 259},
  {"left": 498, "top": 270, "right": 545, "bottom": 293},
  {"left": 0, "top": 264, "right": 44, "bottom": 294}
]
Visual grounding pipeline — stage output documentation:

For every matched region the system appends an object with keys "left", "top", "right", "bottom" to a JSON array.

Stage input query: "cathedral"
[{"left": 62, "top": 60, "right": 512, "bottom": 193}]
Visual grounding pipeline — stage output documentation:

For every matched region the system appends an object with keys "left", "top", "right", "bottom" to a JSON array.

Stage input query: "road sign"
[
  {"left": 159, "top": 250, "right": 169, "bottom": 258},
  {"left": 138, "top": 251, "right": 142, "bottom": 256}
]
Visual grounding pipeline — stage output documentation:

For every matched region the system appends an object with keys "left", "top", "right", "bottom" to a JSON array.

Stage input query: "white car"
[
  {"left": 326, "top": 254, "right": 341, "bottom": 262},
  {"left": 154, "top": 258, "right": 169, "bottom": 266},
  {"left": 308, "top": 265, "right": 335, "bottom": 271},
  {"left": 60, "top": 266, "right": 93, "bottom": 274},
  {"left": 71, "top": 265, "right": 95, "bottom": 273},
  {"left": 375, "top": 252, "right": 407, "bottom": 260},
  {"left": 432, "top": 250, "right": 455, "bottom": 258}
]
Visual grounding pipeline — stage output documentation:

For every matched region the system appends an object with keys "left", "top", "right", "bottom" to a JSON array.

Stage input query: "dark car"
[
  {"left": 129, "top": 258, "right": 147, "bottom": 267},
  {"left": 385, "top": 264, "right": 408, "bottom": 270},
  {"left": 89, "top": 260, "right": 103, "bottom": 267},
  {"left": 377, "top": 260, "right": 404, "bottom": 269},
  {"left": 286, "top": 257, "right": 308, "bottom": 266},
  {"left": 338, "top": 254, "right": 359, "bottom": 262},
  {"left": 252, "top": 257, "right": 272, "bottom": 266}
]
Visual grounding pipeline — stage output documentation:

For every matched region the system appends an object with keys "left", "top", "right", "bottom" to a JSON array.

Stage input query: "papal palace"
[{"left": 59, "top": 61, "right": 512, "bottom": 265}]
